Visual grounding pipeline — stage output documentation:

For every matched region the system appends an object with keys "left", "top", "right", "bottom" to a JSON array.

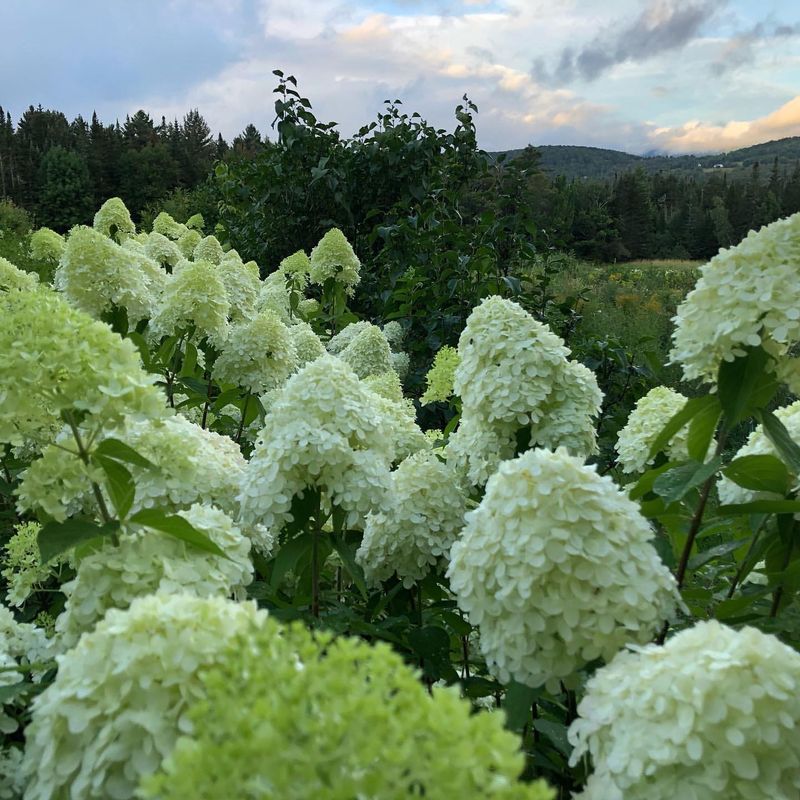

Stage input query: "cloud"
[
  {"left": 649, "top": 94, "right": 800, "bottom": 153},
  {"left": 534, "top": 0, "right": 725, "bottom": 85},
  {"left": 710, "top": 20, "right": 800, "bottom": 76}
]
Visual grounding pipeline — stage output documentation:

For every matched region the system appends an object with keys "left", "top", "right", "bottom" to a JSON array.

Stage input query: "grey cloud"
[
  {"left": 711, "top": 20, "right": 800, "bottom": 76},
  {"left": 533, "top": 0, "right": 725, "bottom": 85}
]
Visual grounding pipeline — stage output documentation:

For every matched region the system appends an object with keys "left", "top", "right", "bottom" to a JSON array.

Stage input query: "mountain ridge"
[{"left": 494, "top": 136, "right": 800, "bottom": 181}]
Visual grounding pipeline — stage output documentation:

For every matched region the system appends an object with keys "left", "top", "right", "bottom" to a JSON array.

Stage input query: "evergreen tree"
[{"left": 36, "top": 146, "right": 92, "bottom": 230}]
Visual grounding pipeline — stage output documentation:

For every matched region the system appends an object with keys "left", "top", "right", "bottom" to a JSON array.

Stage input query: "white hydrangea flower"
[
  {"left": 298, "top": 297, "right": 319, "bottom": 319},
  {"left": 326, "top": 321, "right": 371, "bottom": 354},
  {"left": 455, "top": 295, "right": 570, "bottom": 428},
  {"left": 255, "top": 270, "right": 291, "bottom": 323},
  {"left": 381, "top": 320, "right": 405, "bottom": 350},
  {"left": 22, "top": 594, "right": 267, "bottom": 800},
  {"left": 447, "top": 448, "right": 681, "bottom": 691},
  {"left": 55, "top": 226, "right": 162, "bottom": 324},
  {"left": 309, "top": 228, "right": 361, "bottom": 293},
  {"left": 213, "top": 311, "right": 298, "bottom": 395},
  {"left": 288, "top": 320, "right": 326, "bottom": 367},
  {"left": 1, "top": 604, "right": 52, "bottom": 734},
  {"left": 0, "top": 745, "right": 24, "bottom": 799},
  {"left": 531, "top": 360, "right": 603, "bottom": 458},
  {"left": 151, "top": 211, "right": 187, "bottom": 240},
  {"left": 29, "top": 227, "right": 65, "bottom": 263},
  {"left": 217, "top": 255, "right": 260, "bottom": 321},
  {"left": 238, "top": 356, "right": 394, "bottom": 533},
  {"left": 93, "top": 197, "right": 135, "bottom": 241},
  {"left": 390, "top": 350, "right": 410, "bottom": 381},
  {"left": 421, "top": 345, "right": 460, "bottom": 405},
  {"left": 185, "top": 213, "right": 204, "bottom": 231},
  {"left": 55, "top": 504, "right": 253, "bottom": 648},
  {"left": 671, "top": 213, "right": 800, "bottom": 386},
  {"left": 357, "top": 451, "right": 466, "bottom": 587},
  {"left": 0, "top": 256, "right": 39, "bottom": 293},
  {"left": 176, "top": 228, "right": 201, "bottom": 258},
  {"left": 18, "top": 415, "right": 246, "bottom": 521},
  {"left": 717, "top": 399, "right": 800, "bottom": 506},
  {"left": 149, "top": 260, "right": 229, "bottom": 343},
  {"left": 279, "top": 249, "right": 311, "bottom": 290},
  {"left": 338, "top": 324, "right": 393, "bottom": 379},
  {"left": 616, "top": 386, "right": 690, "bottom": 474},
  {"left": 1, "top": 521, "right": 55, "bottom": 607},
  {"left": 144, "top": 231, "right": 182, "bottom": 270},
  {"left": 192, "top": 234, "right": 224, "bottom": 264},
  {"left": 568, "top": 621, "right": 800, "bottom": 800},
  {"left": 445, "top": 415, "right": 516, "bottom": 489}
]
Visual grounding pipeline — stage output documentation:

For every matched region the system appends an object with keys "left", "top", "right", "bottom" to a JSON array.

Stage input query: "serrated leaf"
[
  {"left": 629, "top": 462, "right": 675, "bottom": 501},
  {"left": 532, "top": 719, "right": 572, "bottom": 757},
  {"left": 269, "top": 531, "right": 313, "bottom": 590},
  {"left": 94, "top": 438, "right": 155, "bottom": 470},
  {"left": 648, "top": 396, "right": 718, "bottom": 461},
  {"left": 652, "top": 457, "right": 722, "bottom": 504},
  {"left": 330, "top": 534, "right": 368, "bottom": 599},
  {"left": 129, "top": 508, "right": 227, "bottom": 558},
  {"left": 92, "top": 454, "right": 135, "bottom": 518},
  {"left": 722, "top": 454, "right": 791, "bottom": 495},
  {"left": 503, "top": 681, "right": 539, "bottom": 733},
  {"left": 38, "top": 518, "right": 119, "bottom": 563},
  {"left": 757, "top": 410, "right": 800, "bottom": 475}
]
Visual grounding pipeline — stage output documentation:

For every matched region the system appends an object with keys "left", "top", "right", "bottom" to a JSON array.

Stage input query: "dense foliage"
[{"left": 2, "top": 186, "right": 800, "bottom": 798}]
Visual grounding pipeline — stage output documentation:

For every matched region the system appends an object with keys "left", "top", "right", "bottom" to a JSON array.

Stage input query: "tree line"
[{"left": 0, "top": 105, "right": 265, "bottom": 230}]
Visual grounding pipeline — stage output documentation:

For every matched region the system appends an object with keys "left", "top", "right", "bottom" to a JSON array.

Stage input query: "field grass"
[{"left": 551, "top": 258, "right": 702, "bottom": 382}]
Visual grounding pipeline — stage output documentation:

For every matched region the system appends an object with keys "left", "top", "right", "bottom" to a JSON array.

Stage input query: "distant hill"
[{"left": 494, "top": 137, "right": 800, "bottom": 181}]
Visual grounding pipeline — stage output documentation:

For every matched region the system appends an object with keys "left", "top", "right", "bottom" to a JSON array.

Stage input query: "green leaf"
[
  {"left": 648, "top": 396, "right": 718, "bottom": 461},
  {"left": 757, "top": 410, "right": 800, "bottom": 475},
  {"left": 717, "top": 345, "right": 776, "bottom": 427},
  {"left": 687, "top": 538, "right": 751, "bottom": 571},
  {"left": 687, "top": 397, "right": 721, "bottom": 461},
  {"left": 407, "top": 626, "right": 451, "bottom": 663},
  {"left": 652, "top": 458, "right": 722, "bottom": 505},
  {"left": 129, "top": 508, "right": 227, "bottom": 558},
  {"left": 269, "top": 531, "right": 313, "bottom": 590},
  {"left": 722, "top": 455, "right": 791, "bottom": 495},
  {"left": 179, "top": 341, "right": 198, "bottom": 377},
  {"left": 503, "top": 681, "right": 539, "bottom": 733},
  {"left": 38, "top": 518, "right": 119, "bottom": 563},
  {"left": 714, "top": 586, "right": 773, "bottom": 620},
  {"left": 94, "top": 438, "right": 155, "bottom": 470},
  {"left": 532, "top": 719, "right": 572, "bottom": 757},
  {"left": 717, "top": 499, "right": 800, "bottom": 515},
  {"left": 92, "top": 454, "right": 135, "bottom": 518},
  {"left": 629, "top": 462, "right": 675, "bottom": 501},
  {"left": 0, "top": 681, "right": 32, "bottom": 704},
  {"left": 330, "top": 534, "right": 368, "bottom": 599},
  {"left": 179, "top": 376, "right": 213, "bottom": 396}
]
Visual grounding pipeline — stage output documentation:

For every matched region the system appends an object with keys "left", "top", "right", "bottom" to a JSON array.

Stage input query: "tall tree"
[{"left": 36, "top": 146, "right": 92, "bottom": 230}]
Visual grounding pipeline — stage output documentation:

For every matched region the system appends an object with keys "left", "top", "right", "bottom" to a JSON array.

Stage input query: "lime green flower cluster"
[
  {"left": 421, "top": 345, "right": 460, "bottom": 404},
  {"left": 144, "top": 231, "right": 182, "bottom": 270},
  {"left": 149, "top": 259, "right": 229, "bottom": 343},
  {"left": 0, "top": 255, "right": 39, "bottom": 292},
  {"left": 309, "top": 227, "right": 361, "bottom": 294},
  {"left": 185, "top": 213, "right": 204, "bottom": 231},
  {"left": 213, "top": 310, "right": 298, "bottom": 395},
  {"left": 192, "top": 234, "right": 224, "bottom": 264},
  {"left": 338, "top": 323, "right": 393, "bottom": 379},
  {"left": 55, "top": 226, "right": 164, "bottom": 325},
  {"left": 93, "top": 197, "right": 135, "bottom": 241},
  {"left": 151, "top": 211, "right": 187, "bottom": 241},
  {"left": 176, "top": 228, "right": 201, "bottom": 258},
  {"left": 1, "top": 521, "right": 56, "bottom": 607},
  {"left": 29, "top": 227, "right": 65, "bottom": 264},
  {"left": 140, "top": 619, "right": 553, "bottom": 800},
  {"left": 278, "top": 249, "right": 311, "bottom": 289},
  {"left": 288, "top": 320, "right": 326, "bottom": 367},
  {"left": 23, "top": 594, "right": 268, "bottom": 800},
  {"left": 0, "top": 288, "right": 165, "bottom": 447},
  {"left": 217, "top": 251, "right": 261, "bottom": 321}
]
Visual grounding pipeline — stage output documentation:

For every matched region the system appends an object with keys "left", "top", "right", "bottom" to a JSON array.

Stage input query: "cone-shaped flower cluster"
[
  {"left": 0, "top": 288, "right": 165, "bottom": 447},
  {"left": 447, "top": 447, "right": 681, "bottom": 691},
  {"left": 670, "top": 212, "right": 800, "bottom": 387},
  {"left": 217, "top": 253, "right": 261, "bottom": 321},
  {"left": 22, "top": 594, "right": 267, "bottom": 800},
  {"left": 309, "top": 227, "right": 361, "bottom": 293},
  {"left": 338, "top": 323, "right": 393, "bottom": 379},
  {"left": 192, "top": 234, "right": 224, "bottom": 264},
  {"left": 568, "top": 621, "right": 800, "bottom": 800},
  {"left": 139, "top": 619, "right": 554, "bottom": 800},
  {"left": 421, "top": 345, "right": 460, "bottom": 404},
  {"left": 0, "top": 256, "right": 39, "bottom": 292},
  {"left": 213, "top": 310, "right": 298, "bottom": 395},
  {"left": 446, "top": 297, "right": 602, "bottom": 486},
  {"left": 29, "top": 227, "right": 65, "bottom": 263},
  {"left": 616, "top": 386, "right": 690, "bottom": 474},
  {"left": 93, "top": 197, "right": 135, "bottom": 241},
  {"left": 358, "top": 451, "right": 466, "bottom": 587},
  {"left": 238, "top": 356, "right": 394, "bottom": 533}
]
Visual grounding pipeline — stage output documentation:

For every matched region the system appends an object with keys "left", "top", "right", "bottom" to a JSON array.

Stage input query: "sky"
[{"left": 1, "top": 0, "right": 799, "bottom": 154}]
